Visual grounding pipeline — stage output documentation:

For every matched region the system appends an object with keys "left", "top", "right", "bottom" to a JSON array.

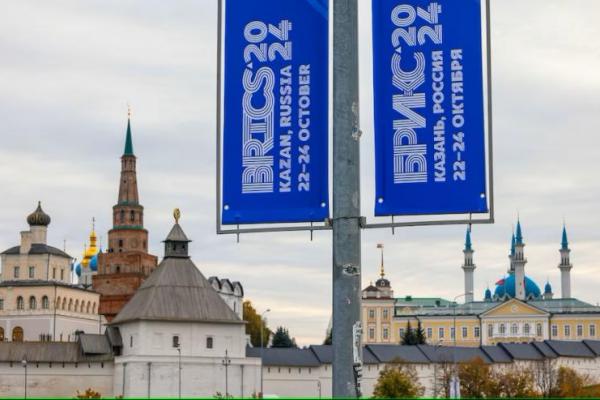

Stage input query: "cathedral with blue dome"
[
  {"left": 73, "top": 220, "right": 101, "bottom": 287},
  {"left": 362, "top": 220, "right": 600, "bottom": 347}
]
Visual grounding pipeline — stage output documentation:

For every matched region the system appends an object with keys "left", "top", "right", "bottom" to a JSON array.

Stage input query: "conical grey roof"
[
  {"left": 164, "top": 223, "right": 190, "bottom": 242},
  {"left": 112, "top": 224, "right": 241, "bottom": 325}
]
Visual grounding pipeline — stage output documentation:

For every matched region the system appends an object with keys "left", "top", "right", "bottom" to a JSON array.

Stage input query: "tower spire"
[
  {"left": 462, "top": 228, "right": 475, "bottom": 303},
  {"left": 124, "top": 110, "right": 134, "bottom": 156},
  {"left": 559, "top": 224, "right": 573, "bottom": 298},
  {"left": 377, "top": 243, "right": 385, "bottom": 278}
]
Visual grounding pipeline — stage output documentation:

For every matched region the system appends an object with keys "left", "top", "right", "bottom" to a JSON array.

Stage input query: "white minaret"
[
  {"left": 462, "top": 228, "right": 475, "bottom": 303},
  {"left": 558, "top": 225, "right": 573, "bottom": 299},
  {"left": 513, "top": 220, "right": 527, "bottom": 300}
]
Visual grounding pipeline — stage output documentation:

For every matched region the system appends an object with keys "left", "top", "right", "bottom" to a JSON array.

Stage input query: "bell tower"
[{"left": 93, "top": 112, "right": 158, "bottom": 322}]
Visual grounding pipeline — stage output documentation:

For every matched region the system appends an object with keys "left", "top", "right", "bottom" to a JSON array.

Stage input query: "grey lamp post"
[
  {"left": 451, "top": 292, "right": 472, "bottom": 398},
  {"left": 222, "top": 350, "right": 231, "bottom": 397},
  {"left": 22, "top": 359, "right": 27, "bottom": 399},
  {"left": 260, "top": 308, "right": 270, "bottom": 398},
  {"left": 176, "top": 345, "right": 181, "bottom": 399}
]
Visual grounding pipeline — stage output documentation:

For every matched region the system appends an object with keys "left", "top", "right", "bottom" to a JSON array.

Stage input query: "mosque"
[{"left": 362, "top": 222, "right": 600, "bottom": 347}]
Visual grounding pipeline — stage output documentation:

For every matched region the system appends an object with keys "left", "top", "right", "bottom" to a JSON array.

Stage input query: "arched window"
[
  {"left": 80, "top": 301, "right": 85, "bottom": 313},
  {"left": 29, "top": 296, "right": 37, "bottom": 310},
  {"left": 120, "top": 210, "right": 125, "bottom": 223},
  {"left": 499, "top": 324, "right": 506, "bottom": 336},
  {"left": 524, "top": 323, "right": 530, "bottom": 336},
  {"left": 86, "top": 301, "right": 91, "bottom": 314},
  {"left": 74, "top": 300, "right": 79, "bottom": 312},
  {"left": 92, "top": 302, "right": 97, "bottom": 314},
  {"left": 511, "top": 323, "right": 519, "bottom": 335},
  {"left": 12, "top": 327, "right": 24, "bottom": 342},
  {"left": 0, "top": 327, "right": 4, "bottom": 341},
  {"left": 56, "top": 296, "right": 61, "bottom": 310},
  {"left": 537, "top": 323, "right": 543, "bottom": 337},
  {"left": 16, "top": 296, "right": 24, "bottom": 310},
  {"left": 62, "top": 298, "right": 67, "bottom": 310},
  {"left": 130, "top": 210, "right": 135, "bottom": 222},
  {"left": 68, "top": 299, "right": 73, "bottom": 311}
]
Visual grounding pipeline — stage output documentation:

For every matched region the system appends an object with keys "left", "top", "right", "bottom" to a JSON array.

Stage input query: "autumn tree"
[
  {"left": 243, "top": 301, "right": 271, "bottom": 347},
  {"left": 555, "top": 365, "right": 592, "bottom": 398},
  {"left": 271, "top": 326, "right": 297, "bottom": 348},
  {"left": 323, "top": 328, "right": 332, "bottom": 345},
  {"left": 496, "top": 366, "right": 539, "bottom": 398},
  {"left": 372, "top": 362, "right": 424, "bottom": 398},
  {"left": 533, "top": 358, "right": 559, "bottom": 397},
  {"left": 458, "top": 357, "right": 499, "bottom": 398}
]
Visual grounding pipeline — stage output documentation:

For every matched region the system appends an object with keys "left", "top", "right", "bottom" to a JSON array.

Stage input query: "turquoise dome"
[
  {"left": 75, "top": 263, "right": 82, "bottom": 277},
  {"left": 89, "top": 254, "right": 98, "bottom": 272},
  {"left": 544, "top": 281, "right": 552, "bottom": 294},
  {"left": 484, "top": 288, "right": 492, "bottom": 301},
  {"left": 494, "top": 273, "right": 541, "bottom": 299}
]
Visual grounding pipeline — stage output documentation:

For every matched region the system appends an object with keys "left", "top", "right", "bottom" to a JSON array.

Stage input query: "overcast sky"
[{"left": 1, "top": 0, "right": 599, "bottom": 346}]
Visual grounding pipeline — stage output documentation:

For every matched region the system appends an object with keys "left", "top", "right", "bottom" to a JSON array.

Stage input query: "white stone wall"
[
  {"left": 114, "top": 357, "right": 261, "bottom": 398},
  {"left": 0, "top": 361, "right": 113, "bottom": 398}
]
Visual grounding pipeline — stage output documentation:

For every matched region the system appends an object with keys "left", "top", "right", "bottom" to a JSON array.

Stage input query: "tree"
[
  {"left": 533, "top": 358, "right": 559, "bottom": 397},
  {"left": 323, "top": 328, "right": 332, "bottom": 345},
  {"left": 415, "top": 321, "right": 427, "bottom": 345},
  {"left": 271, "top": 326, "right": 297, "bottom": 348},
  {"left": 458, "top": 358, "right": 498, "bottom": 398},
  {"left": 496, "top": 366, "right": 539, "bottom": 398},
  {"left": 75, "top": 388, "right": 102, "bottom": 399},
  {"left": 372, "top": 363, "right": 424, "bottom": 398},
  {"left": 401, "top": 321, "right": 418, "bottom": 345},
  {"left": 556, "top": 366, "right": 591, "bottom": 398},
  {"left": 243, "top": 301, "right": 271, "bottom": 347}
]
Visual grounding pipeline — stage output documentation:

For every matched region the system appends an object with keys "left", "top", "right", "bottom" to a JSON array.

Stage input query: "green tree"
[
  {"left": 401, "top": 321, "right": 418, "bottom": 345},
  {"left": 415, "top": 321, "right": 426, "bottom": 345},
  {"left": 271, "top": 326, "right": 296, "bottom": 348},
  {"left": 323, "top": 328, "right": 332, "bottom": 345},
  {"left": 243, "top": 301, "right": 271, "bottom": 347},
  {"left": 372, "top": 362, "right": 424, "bottom": 398}
]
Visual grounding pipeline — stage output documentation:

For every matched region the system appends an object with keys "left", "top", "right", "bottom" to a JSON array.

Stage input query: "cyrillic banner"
[
  {"left": 222, "top": 0, "right": 329, "bottom": 224},
  {"left": 373, "top": 0, "right": 489, "bottom": 216}
]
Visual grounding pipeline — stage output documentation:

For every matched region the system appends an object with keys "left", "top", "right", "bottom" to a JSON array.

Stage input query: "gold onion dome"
[{"left": 27, "top": 201, "right": 51, "bottom": 227}]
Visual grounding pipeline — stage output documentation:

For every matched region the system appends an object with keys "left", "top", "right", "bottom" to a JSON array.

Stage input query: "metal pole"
[
  {"left": 22, "top": 360, "right": 27, "bottom": 399},
  {"left": 332, "top": 0, "right": 361, "bottom": 397},
  {"left": 260, "top": 309, "right": 270, "bottom": 398},
  {"left": 147, "top": 362, "right": 152, "bottom": 398},
  {"left": 177, "top": 347, "right": 182, "bottom": 399}
]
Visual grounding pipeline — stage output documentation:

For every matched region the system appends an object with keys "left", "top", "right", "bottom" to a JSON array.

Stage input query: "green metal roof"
[{"left": 124, "top": 118, "right": 134, "bottom": 156}]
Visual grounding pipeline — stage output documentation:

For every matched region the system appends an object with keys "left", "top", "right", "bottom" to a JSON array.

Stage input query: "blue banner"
[
  {"left": 373, "top": 0, "right": 488, "bottom": 216},
  {"left": 222, "top": 0, "right": 329, "bottom": 224}
]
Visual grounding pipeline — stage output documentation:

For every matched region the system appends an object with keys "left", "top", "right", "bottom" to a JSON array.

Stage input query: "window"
[
  {"left": 12, "top": 327, "right": 24, "bottom": 342},
  {"left": 524, "top": 324, "right": 530, "bottom": 336},
  {"left": 564, "top": 325, "right": 571, "bottom": 337},
  {"left": 383, "top": 328, "right": 389, "bottom": 340},
  {"left": 450, "top": 327, "right": 455, "bottom": 339},
  {"left": 41, "top": 296, "right": 49, "bottom": 310},
  {"left": 172, "top": 335, "right": 180, "bottom": 348},
  {"left": 462, "top": 327, "right": 468, "bottom": 338},
  {"left": 130, "top": 211, "right": 135, "bottom": 222},
  {"left": 16, "top": 296, "right": 24, "bottom": 310},
  {"left": 60, "top": 269, "right": 64, "bottom": 280},
  {"left": 120, "top": 210, "right": 125, "bottom": 223},
  {"left": 29, "top": 296, "right": 37, "bottom": 310},
  {"left": 0, "top": 299, "right": 3, "bottom": 310},
  {"left": 488, "top": 324, "right": 493, "bottom": 338},
  {"left": 427, "top": 327, "right": 433, "bottom": 338},
  {"left": 130, "top": 335, "right": 133, "bottom": 348},
  {"left": 537, "top": 323, "right": 543, "bottom": 337},
  {"left": 439, "top": 327, "right": 445, "bottom": 339},
  {"left": 369, "top": 328, "right": 375, "bottom": 340},
  {"left": 590, "top": 325, "right": 596, "bottom": 337},
  {"left": 474, "top": 326, "right": 480, "bottom": 338},
  {"left": 383, "top": 309, "right": 389, "bottom": 319},
  {"left": 399, "top": 328, "right": 405, "bottom": 338},
  {"left": 499, "top": 324, "right": 506, "bottom": 336},
  {"left": 118, "top": 240, "right": 124, "bottom": 248},
  {"left": 14, "top": 266, "right": 20, "bottom": 279},
  {"left": 552, "top": 325, "right": 558, "bottom": 337},
  {"left": 0, "top": 327, "right": 4, "bottom": 341},
  {"left": 577, "top": 325, "right": 583, "bottom": 337},
  {"left": 206, "top": 336, "right": 214, "bottom": 349},
  {"left": 52, "top": 268, "right": 56, "bottom": 279},
  {"left": 28, "top": 266, "right": 35, "bottom": 279},
  {"left": 511, "top": 323, "right": 518, "bottom": 335},
  {"left": 368, "top": 309, "right": 375, "bottom": 319}
]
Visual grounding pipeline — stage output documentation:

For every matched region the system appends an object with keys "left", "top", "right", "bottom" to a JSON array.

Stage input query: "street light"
[
  {"left": 260, "top": 308, "right": 271, "bottom": 398},
  {"left": 222, "top": 350, "right": 231, "bottom": 397},
  {"left": 432, "top": 340, "right": 444, "bottom": 398},
  {"left": 21, "top": 359, "right": 27, "bottom": 399},
  {"left": 451, "top": 292, "right": 472, "bottom": 399}
]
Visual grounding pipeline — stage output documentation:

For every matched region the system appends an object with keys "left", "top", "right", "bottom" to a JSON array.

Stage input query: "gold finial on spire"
[
  {"left": 377, "top": 243, "right": 385, "bottom": 278},
  {"left": 92, "top": 217, "right": 96, "bottom": 232},
  {"left": 174, "top": 208, "right": 181, "bottom": 224},
  {"left": 127, "top": 103, "right": 131, "bottom": 118}
]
